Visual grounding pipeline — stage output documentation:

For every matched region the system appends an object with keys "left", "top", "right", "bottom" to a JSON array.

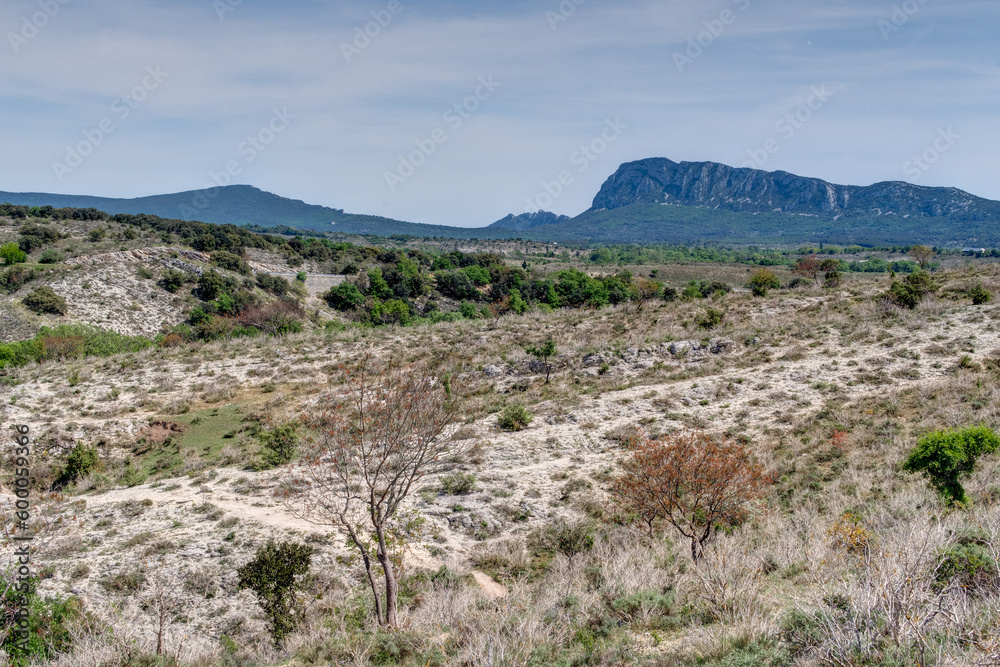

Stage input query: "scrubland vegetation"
[{"left": 1, "top": 207, "right": 1000, "bottom": 666}]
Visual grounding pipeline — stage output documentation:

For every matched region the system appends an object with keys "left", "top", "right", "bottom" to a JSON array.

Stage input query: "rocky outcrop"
[{"left": 590, "top": 158, "right": 997, "bottom": 220}]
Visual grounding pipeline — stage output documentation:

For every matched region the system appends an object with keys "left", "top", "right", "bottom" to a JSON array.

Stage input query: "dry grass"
[{"left": 4, "top": 264, "right": 1000, "bottom": 665}]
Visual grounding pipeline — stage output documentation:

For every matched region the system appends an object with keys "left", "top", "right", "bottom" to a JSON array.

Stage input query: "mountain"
[
  {"left": 591, "top": 158, "right": 1000, "bottom": 220},
  {"left": 0, "top": 186, "right": 518, "bottom": 240},
  {"left": 488, "top": 211, "right": 571, "bottom": 231},
  {"left": 5, "top": 159, "right": 1000, "bottom": 246}
]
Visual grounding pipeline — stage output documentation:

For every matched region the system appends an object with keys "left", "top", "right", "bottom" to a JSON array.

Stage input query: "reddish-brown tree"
[
  {"left": 793, "top": 255, "right": 822, "bottom": 285},
  {"left": 612, "top": 431, "right": 771, "bottom": 560},
  {"left": 489, "top": 294, "right": 512, "bottom": 325},
  {"left": 284, "top": 352, "right": 463, "bottom": 627},
  {"left": 634, "top": 278, "right": 663, "bottom": 311}
]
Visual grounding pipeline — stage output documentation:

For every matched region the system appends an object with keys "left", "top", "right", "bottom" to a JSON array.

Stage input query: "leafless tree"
[
  {"left": 283, "top": 352, "right": 464, "bottom": 627},
  {"left": 139, "top": 572, "right": 186, "bottom": 657}
]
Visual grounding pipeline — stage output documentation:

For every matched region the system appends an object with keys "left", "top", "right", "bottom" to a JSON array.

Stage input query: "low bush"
[
  {"left": 323, "top": 282, "right": 365, "bottom": 311},
  {"left": 935, "top": 540, "right": 997, "bottom": 592},
  {"left": 37, "top": 249, "right": 64, "bottom": 264},
  {"left": 1, "top": 242, "right": 27, "bottom": 265},
  {"left": 747, "top": 268, "right": 780, "bottom": 297},
  {"left": 968, "top": 283, "right": 993, "bottom": 305},
  {"left": 211, "top": 250, "right": 251, "bottom": 274},
  {"left": 696, "top": 307, "right": 725, "bottom": 330},
  {"left": 57, "top": 444, "right": 100, "bottom": 488},
  {"left": 1, "top": 576, "right": 81, "bottom": 666},
  {"left": 440, "top": 471, "right": 476, "bottom": 495},
  {"left": 887, "top": 270, "right": 936, "bottom": 309},
  {"left": 497, "top": 404, "right": 532, "bottom": 431},
  {"left": 256, "top": 424, "right": 299, "bottom": 469},
  {"left": 159, "top": 268, "right": 192, "bottom": 293},
  {"left": 23, "top": 286, "right": 68, "bottom": 315}
]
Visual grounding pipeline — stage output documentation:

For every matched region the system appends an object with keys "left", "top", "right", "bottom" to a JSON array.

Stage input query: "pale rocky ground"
[{"left": 3, "top": 281, "right": 998, "bottom": 652}]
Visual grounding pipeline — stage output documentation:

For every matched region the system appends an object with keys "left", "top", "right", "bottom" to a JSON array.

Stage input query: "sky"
[{"left": 1, "top": 0, "right": 998, "bottom": 228}]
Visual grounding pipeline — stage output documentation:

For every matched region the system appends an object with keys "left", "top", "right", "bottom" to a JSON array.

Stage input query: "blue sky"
[{"left": 1, "top": 0, "right": 998, "bottom": 227}]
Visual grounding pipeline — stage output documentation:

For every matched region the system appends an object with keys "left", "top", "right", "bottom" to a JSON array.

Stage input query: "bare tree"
[
  {"left": 284, "top": 352, "right": 463, "bottom": 627},
  {"left": 138, "top": 572, "right": 186, "bottom": 657}
]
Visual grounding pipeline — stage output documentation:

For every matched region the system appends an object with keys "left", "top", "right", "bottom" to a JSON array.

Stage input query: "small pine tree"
[{"left": 525, "top": 336, "right": 557, "bottom": 383}]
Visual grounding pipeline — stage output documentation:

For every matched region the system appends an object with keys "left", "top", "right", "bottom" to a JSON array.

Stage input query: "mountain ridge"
[
  {"left": 590, "top": 158, "right": 995, "bottom": 220},
  {"left": 5, "top": 157, "right": 1000, "bottom": 245}
]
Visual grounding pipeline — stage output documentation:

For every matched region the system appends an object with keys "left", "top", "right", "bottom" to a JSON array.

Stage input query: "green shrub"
[
  {"left": 23, "top": 286, "right": 68, "bottom": 315},
  {"left": 370, "top": 298, "right": 412, "bottom": 326},
  {"left": 747, "top": 268, "right": 780, "bottom": 297},
  {"left": 440, "top": 471, "right": 476, "bottom": 495},
  {"left": 887, "top": 270, "right": 936, "bottom": 309},
  {"left": 1, "top": 242, "right": 28, "bottom": 265},
  {"left": 119, "top": 461, "right": 147, "bottom": 488},
  {"left": 459, "top": 301, "right": 478, "bottom": 318},
  {"left": 211, "top": 250, "right": 250, "bottom": 274},
  {"left": 159, "top": 269, "right": 191, "bottom": 293},
  {"left": 99, "top": 569, "right": 145, "bottom": 593},
  {"left": 1, "top": 265, "right": 36, "bottom": 293},
  {"left": 37, "top": 249, "right": 65, "bottom": 264},
  {"left": 462, "top": 264, "right": 491, "bottom": 286},
  {"left": 1, "top": 577, "right": 81, "bottom": 666},
  {"left": 611, "top": 590, "right": 676, "bottom": 627},
  {"left": 237, "top": 540, "right": 314, "bottom": 646},
  {"left": 498, "top": 404, "right": 532, "bottom": 431},
  {"left": 547, "top": 520, "right": 595, "bottom": 565},
  {"left": 968, "top": 284, "right": 993, "bottom": 305},
  {"left": 17, "top": 223, "right": 59, "bottom": 252},
  {"left": 323, "top": 283, "right": 365, "bottom": 311},
  {"left": 936, "top": 540, "right": 997, "bottom": 592},
  {"left": 683, "top": 280, "right": 730, "bottom": 301},
  {"left": 58, "top": 444, "right": 100, "bottom": 487},
  {"left": 256, "top": 424, "right": 299, "bottom": 469},
  {"left": 697, "top": 307, "right": 725, "bottom": 330},
  {"left": 199, "top": 270, "right": 230, "bottom": 301},
  {"left": 902, "top": 426, "right": 1000, "bottom": 504},
  {"left": 662, "top": 285, "right": 678, "bottom": 302}
]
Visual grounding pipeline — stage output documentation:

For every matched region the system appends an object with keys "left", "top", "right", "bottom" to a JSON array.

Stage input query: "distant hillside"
[
  {"left": 0, "top": 186, "right": 520, "bottom": 240},
  {"left": 488, "top": 211, "right": 571, "bottom": 231},
  {"left": 6, "top": 158, "right": 1000, "bottom": 246}
]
